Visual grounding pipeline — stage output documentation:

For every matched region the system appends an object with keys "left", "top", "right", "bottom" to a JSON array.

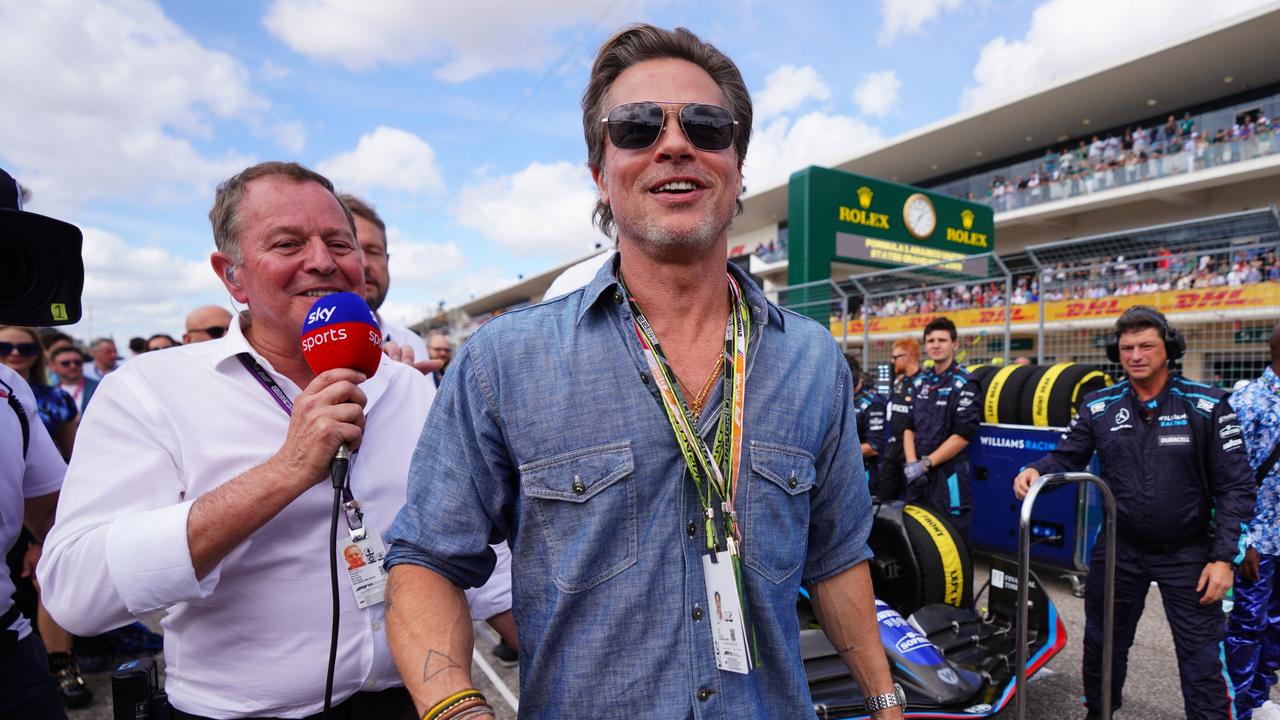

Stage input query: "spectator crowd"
[{"left": 863, "top": 245, "right": 1280, "bottom": 319}]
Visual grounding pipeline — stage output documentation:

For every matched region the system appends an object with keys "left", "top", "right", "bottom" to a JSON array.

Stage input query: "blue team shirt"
[{"left": 1230, "top": 367, "right": 1280, "bottom": 555}]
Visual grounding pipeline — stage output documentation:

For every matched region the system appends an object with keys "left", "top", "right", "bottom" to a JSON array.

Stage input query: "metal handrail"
[{"left": 1016, "top": 472, "right": 1115, "bottom": 720}]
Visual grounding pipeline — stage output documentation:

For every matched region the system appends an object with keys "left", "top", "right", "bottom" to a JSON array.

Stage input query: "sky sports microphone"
[{"left": 300, "top": 291, "right": 382, "bottom": 488}]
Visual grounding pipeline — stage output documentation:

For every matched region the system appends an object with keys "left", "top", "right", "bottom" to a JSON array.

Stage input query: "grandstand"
[{"left": 435, "top": 5, "right": 1280, "bottom": 388}]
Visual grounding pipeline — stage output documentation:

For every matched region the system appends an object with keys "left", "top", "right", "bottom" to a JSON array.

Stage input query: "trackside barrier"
[{"left": 1016, "top": 472, "right": 1115, "bottom": 720}]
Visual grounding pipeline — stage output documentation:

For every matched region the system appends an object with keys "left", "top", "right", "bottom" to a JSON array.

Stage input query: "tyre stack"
[{"left": 966, "top": 362, "right": 1113, "bottom": 427}]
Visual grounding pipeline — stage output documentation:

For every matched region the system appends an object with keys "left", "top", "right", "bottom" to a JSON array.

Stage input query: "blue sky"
[{"left": 3, "top": 0, "right": 1271, "bottom": 342}]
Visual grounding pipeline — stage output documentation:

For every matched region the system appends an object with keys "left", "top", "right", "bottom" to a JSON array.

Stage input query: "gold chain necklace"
[{"left": 683, "top": 354, "right": 726, "bottom": 419}]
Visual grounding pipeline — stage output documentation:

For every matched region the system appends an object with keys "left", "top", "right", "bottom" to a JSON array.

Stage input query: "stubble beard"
[{"left": 613, "top": 196, "right": 734, "bottom": 258}]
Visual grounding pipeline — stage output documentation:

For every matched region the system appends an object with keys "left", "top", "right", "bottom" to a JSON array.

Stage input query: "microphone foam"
[{"left": 300, "top": 292, "right": 382, "bottom": 377}]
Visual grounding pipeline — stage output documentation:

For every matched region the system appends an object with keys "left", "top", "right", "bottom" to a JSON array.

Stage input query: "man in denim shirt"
[{"left": 384, "top": 24, "right": 901, "bottom": 720}]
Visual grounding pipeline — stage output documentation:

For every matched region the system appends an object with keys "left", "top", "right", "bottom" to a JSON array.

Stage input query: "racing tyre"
[
  {"left": 1024, "top": 362, "right": 1113, "bottom": 426},
  {"left": 983, "top": 364, "right": 1036, "bottom": 424},
  {"left": 903, "top": 504, "right": 973, "bottom": 610},
  {"left": 966, "top": 364, "right": 999, "bottom": 396},
  {"left": 1015, "top": 366, "right": 1052, "bottom": 425}
]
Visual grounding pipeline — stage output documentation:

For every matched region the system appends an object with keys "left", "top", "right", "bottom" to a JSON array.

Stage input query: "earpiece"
[{"left": 224, "top": 267, "right": 239, "bottom": 287}]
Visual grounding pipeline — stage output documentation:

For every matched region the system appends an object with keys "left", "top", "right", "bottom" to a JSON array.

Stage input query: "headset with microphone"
[{"left": 1104, "top": 305, "right": 1186, "bottom": 363}]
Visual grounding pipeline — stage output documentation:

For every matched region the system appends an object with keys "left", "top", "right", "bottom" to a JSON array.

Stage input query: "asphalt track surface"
[{"left": 66, "top": 557, "right": 1273, "bottom": 720}]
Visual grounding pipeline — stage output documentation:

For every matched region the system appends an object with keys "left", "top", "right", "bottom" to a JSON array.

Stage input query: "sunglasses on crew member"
[
  {"left": 601, "top": 101, "right": 738, "bottom": 152},
  {"left": 188, "top": 326, "right": 228, "bottom": 339},
  {"left": 57, "top": 358, "right": 83, "bottom": 367},
  {"left": 0, "top": 342, "right": 40, "bottom": 357}
]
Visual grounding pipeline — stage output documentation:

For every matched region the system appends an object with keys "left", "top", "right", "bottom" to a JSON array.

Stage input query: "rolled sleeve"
[
  {"left": 463, "top": 542, "right": 513, "bottom": 621},
  {"left": 803, "top": 353, "right": 874, "bottom": 586},
  {"left": 38, "top": 370, "right": 198, "bottom": 635},
  {"left": 385, "top": 339, "right": 517, "bottom": 594},
  {"left": 105, "top": 500, "right": 220, "bottom": 615}
]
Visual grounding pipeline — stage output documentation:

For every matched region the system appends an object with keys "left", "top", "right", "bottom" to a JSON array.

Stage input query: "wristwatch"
[{"left": 864, "top": 683, "right": 906, "bottom": 712}]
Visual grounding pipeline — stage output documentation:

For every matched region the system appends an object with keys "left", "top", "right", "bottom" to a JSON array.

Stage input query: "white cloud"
[
  {"left": 263, "top": 0, "right": 634, "bottom": 82},
  {"left": 62, "top": 226, "right": 227, "bottom": 341},
  {"left": 880, "top": 0, "right": 964, "bottom": 45},
  {"left": 0, "top": 0, "right": 267, "bottom": 213},
  {"left": 451, "top": 161, "right": 601, "bottom": 258},
  {"left": 744, "top": 113, "right": 886, "bottom": 194},
  {"left": 960, "top": 0, "right": 1274, "bottom": 111},
  {"left": 319, "top": 127, "right": 445, "bottom": 198},
  {"left": 755, "top": 65, "right": 831, "bottom": 121},
  {"left": 853, "top": 70, "right": 901, "bottom": 119},
  {"left": 384, "top": 227, "right": 468, "bottom": 285}
]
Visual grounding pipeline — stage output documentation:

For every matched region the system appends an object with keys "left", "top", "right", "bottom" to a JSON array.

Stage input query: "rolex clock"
[{"left": 903, "top": 193, "right": 936, "bottom": 240}]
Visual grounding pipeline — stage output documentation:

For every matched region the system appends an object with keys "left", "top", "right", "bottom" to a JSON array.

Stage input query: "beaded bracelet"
[
  {"left": 422, "top": 689, "right": 487, "bottom": 720},
  {"left": 437, "top": 699, "right": 492, "bottom": 720}
]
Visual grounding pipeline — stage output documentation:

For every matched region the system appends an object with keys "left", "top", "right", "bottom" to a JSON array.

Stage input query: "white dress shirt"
[
  {"left": 379, "top": 318, "right": 428, "bottom": 362},
  {"left": 0, "top": 365, "right": 64, "bottom": 642},
  {"left": 39, "top": 319, "right": 509, "bottom": 719}
]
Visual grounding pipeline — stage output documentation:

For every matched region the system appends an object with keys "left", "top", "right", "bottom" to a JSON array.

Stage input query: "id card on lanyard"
[
  {"left": 621, "top": 274, "right": 757, "bottom": 672},
  {"left": 235, "top": 353, "right": 387, "bottom": 608}
]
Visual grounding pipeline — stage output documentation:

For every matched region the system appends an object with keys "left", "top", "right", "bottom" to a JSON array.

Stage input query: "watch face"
[{"left": 904, "top": 193, "right": 937, "bottom": 239}]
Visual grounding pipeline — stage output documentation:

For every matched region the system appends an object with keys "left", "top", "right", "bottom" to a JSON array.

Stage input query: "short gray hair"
[{"left": 209, "top": 162, "right": 354, "bottom": 262}]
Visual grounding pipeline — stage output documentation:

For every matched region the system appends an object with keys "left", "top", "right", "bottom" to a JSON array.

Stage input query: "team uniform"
[
  {"left": 878, "top": 370, "right": 919, "bottom": 501},
  {"left": 902, "top": 364, "right": 979, "bottom": 539},
  {"left": 1226, "top": 366, "right": 1280, "bottom": 719},
  {"left": 1028, "top": 375, "right": 1255, "bottom": 719},
  {"left": 854, "top": 385, "right": 889, "bottom": 497}
]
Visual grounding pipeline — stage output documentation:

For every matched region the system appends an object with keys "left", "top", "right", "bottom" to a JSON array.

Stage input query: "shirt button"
[
  {"left": 687, "top": 521, "right": 697, "bottom": 537},
  {"left": 613, "top": 291, "right": 624, "bottom": 304},
  {"left": 697, "top": 688, "right": 716, "bottom": 701},
  {"left": 788, "top": 470, "right": 798, "bottom": 489},
  {"left": 371, "top": 620, "right": 381, "bottom": 631},
  {"left": 692, "top": 605, "right": 702, "bottom": 621},
  {"left": 641, "top": 372, "right": 650, "bottom": 384},
  {"left": 572, "top": 475, "right": 585, "bottom": 495}
]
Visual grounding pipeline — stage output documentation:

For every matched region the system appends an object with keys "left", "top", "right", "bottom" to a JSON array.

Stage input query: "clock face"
[{"left": 904, "top": 194, "right": 937, "bottom": 239}]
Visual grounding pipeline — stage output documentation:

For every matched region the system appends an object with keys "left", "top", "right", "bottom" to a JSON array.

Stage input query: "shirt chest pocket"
[
  {"left": 519, "top": 442, "right": 637, "bottom": 593},
  {"left": 743, "top": 442, "right": 815, "bottom": 584}
]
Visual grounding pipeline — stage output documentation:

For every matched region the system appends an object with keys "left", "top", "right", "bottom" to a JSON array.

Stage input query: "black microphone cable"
[{"left": 323, "top": 447, "right": 351, "bottom": 718}]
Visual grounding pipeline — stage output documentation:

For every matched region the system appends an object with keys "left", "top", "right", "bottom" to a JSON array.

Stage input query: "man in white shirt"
[
  {"left": 38, "top": 162, "right": 509, "bottom": 720},
  {"left": 339, "top": 194, "right": 428, "bottom": 361}
]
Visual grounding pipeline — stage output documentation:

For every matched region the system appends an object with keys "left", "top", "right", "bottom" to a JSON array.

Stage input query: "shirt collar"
[{"left": 576, "top": 253, "right": 784, "bottom": 330}]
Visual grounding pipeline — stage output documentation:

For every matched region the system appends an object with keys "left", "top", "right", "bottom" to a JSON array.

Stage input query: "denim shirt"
[{"left": 385, "top": 259, "right": 873, "bottom": 719}]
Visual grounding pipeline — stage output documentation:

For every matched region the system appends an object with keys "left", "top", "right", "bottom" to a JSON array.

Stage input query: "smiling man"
[
  {"left": 384, "top": 24, "right": 902, "bottom": 720},
  {"left": 1014, "top": 306, "right": 1254, "bottom": 720},
  {"left": 35, "top": 162, "right": 478, "bottom": 720}
]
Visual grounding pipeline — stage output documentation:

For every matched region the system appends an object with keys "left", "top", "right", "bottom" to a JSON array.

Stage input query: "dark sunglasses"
[
  {"left": 601, "top": 101, "right": 737, "bottom": 152},
  {"left": 189, "top": 326, "right": 228, "bottom": 339},
  {"left": 0, "top": 342, "right": 40, "bottom": 357},
  {"left": 57, "top": 358, "right": 83, "bottom": 367}
]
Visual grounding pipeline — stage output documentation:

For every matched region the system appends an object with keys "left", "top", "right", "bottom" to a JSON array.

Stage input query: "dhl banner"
[{"left": 830, "top": 282, "right": 1280, "bottom": 336}]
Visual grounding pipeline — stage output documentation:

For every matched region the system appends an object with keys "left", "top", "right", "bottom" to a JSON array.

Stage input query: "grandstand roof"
[{"left": 736, "top": 4, "right": 1280, "bottom": 235}]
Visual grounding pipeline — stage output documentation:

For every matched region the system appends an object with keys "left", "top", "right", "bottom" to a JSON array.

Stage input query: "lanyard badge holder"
[{"left": 623, "top": 274, "right": 758, "bottom": 673}]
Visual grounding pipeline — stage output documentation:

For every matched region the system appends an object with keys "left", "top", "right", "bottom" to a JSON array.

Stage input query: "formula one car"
[{"left": 801, "top": 501, "right": 1067, "bottom": 718}]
